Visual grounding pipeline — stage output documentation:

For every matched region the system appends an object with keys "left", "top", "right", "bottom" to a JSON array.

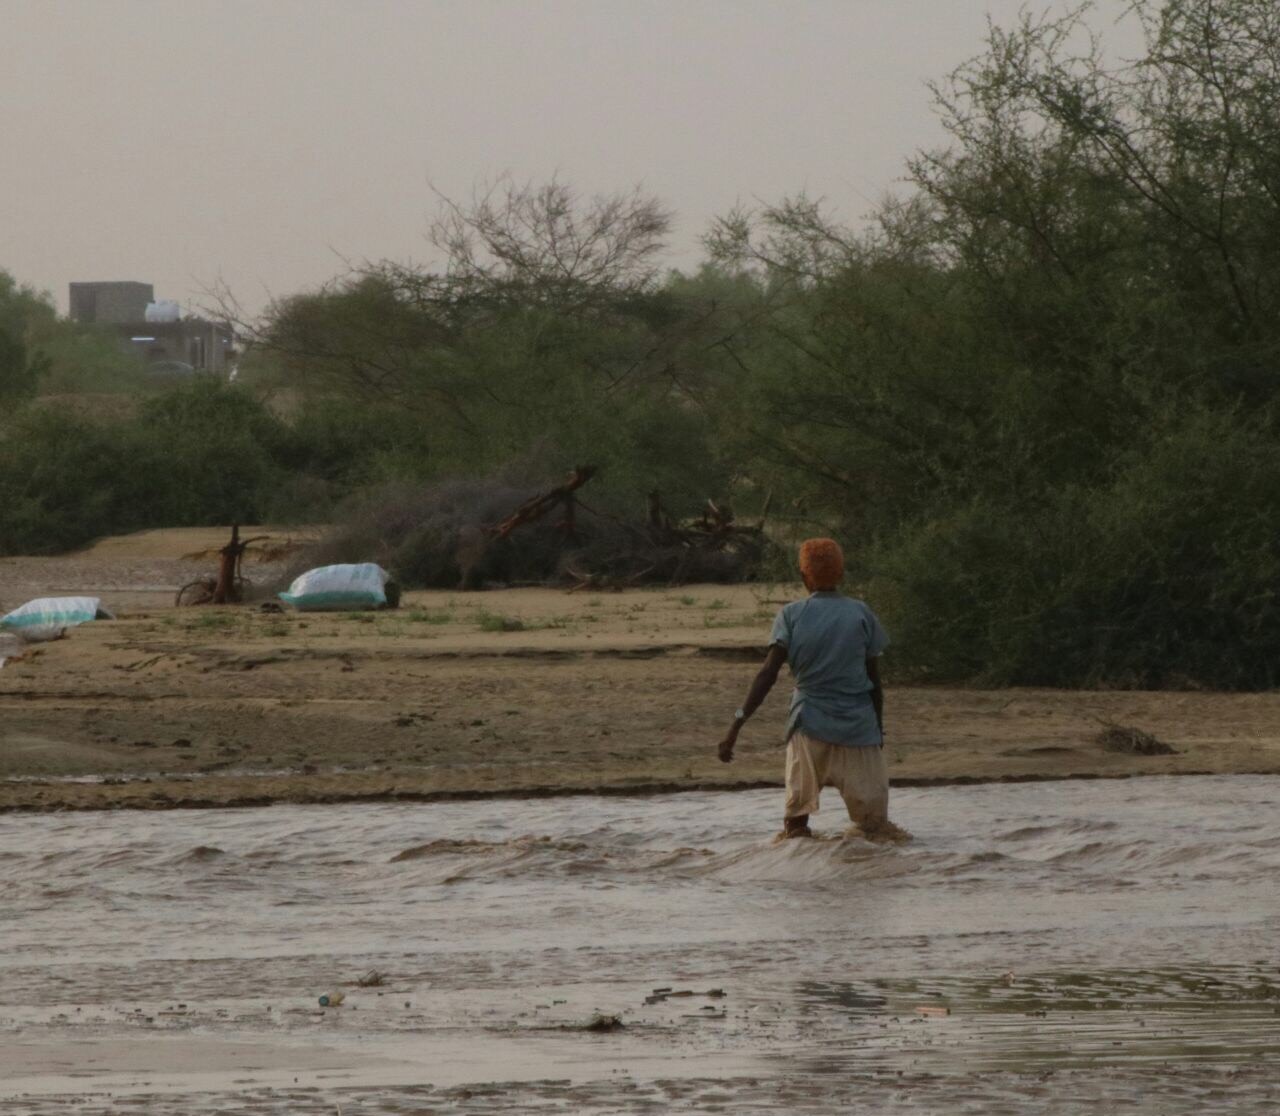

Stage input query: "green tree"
[
  {"left": 0, "top": 408, "right": 134, "bottom": 553},
  {"left": 129, "top": 378, "right": 287, "bottom": 526},
  {"left": 239, "top": 179, "right": 739, "bottom": 514},
  {"left": 707, "top": 0, "right": 1280, "bottom": 687},
  {"left": 0, "top": 271, "right": 55, "bottom": 403}
]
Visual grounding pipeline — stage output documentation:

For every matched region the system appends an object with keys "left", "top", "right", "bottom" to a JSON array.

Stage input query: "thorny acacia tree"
[
  {"left": 708, "top": 0, "right": 1280, "bottom": 686},
  {"left": 427, "top": 178, "right": 672, "bottom": 306},
  {"left": 238, "top": 178, "right": 744, "bottom": 503}
]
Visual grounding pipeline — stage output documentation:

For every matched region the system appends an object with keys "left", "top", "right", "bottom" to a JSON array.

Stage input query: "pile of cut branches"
[
  {"left": 295, "top": 468, "right": 776, "bottom": 590},
  {"left": 564, "top": 491, "right": 771, "bottom": 590}
]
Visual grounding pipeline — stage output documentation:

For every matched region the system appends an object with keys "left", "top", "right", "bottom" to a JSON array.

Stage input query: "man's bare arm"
[
  {"left": 718, "top": 645, "right": 788, "bottom": 763},
  {"left": 867, "top": 656, "right": 884, "bottom": 742}
]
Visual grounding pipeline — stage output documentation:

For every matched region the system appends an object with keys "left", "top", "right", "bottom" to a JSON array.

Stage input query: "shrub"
[{"left": 875, "top": 408, "right": 1280, "bottom": 689}]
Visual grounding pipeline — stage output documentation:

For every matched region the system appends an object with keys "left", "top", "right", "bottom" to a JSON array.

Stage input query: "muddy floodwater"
[{"left": 3, "top": 775, "right": 1279, "bottom": 1113}]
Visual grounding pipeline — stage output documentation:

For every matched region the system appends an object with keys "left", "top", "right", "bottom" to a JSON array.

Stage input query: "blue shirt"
[{"left": 769, "top": 592, "right": 889, "bottom": 747}]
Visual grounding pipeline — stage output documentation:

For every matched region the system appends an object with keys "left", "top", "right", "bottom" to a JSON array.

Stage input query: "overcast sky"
[{"left": 2, "top": 0, "right": 1141, "bottom": 317}]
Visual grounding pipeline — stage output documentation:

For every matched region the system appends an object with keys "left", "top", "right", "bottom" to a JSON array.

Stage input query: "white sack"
[
  {"left": 0, "top": 596, "right": 103, "bottom": 643},
  {"left": 277, "top": 563, "right": 388, "bottom": 612}
]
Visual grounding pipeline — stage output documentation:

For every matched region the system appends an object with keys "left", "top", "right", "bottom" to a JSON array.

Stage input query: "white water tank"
[{"left": 144, "top": 299, "right": 181, "bottom": 323}]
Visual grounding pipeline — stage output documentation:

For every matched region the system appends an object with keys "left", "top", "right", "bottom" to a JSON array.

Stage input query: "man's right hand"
[{"left": 717, "top": 730, "right": 738, "bottom": 763}]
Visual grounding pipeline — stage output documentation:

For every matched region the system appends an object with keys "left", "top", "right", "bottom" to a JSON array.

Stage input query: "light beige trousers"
[{"left": 784, "top": 732, "right": 889, "bottom": 827}]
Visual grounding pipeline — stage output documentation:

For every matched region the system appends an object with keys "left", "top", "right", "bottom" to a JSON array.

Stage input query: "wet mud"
[{"left": 4, "top": 551, "right": 1279, "bottom": 810}]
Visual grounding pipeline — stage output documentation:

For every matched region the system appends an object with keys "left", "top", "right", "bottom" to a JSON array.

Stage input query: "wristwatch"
[{"left": 734, "top": 708, "right": 746, "bottom": 722}]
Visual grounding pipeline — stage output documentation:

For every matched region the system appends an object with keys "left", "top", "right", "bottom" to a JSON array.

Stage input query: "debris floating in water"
[
  {"left": 645, "top": 987, "right": 726, "bottom": 1005},
  {"left": 583, "top": 1013, "right": 625, "bottom": 1032}
]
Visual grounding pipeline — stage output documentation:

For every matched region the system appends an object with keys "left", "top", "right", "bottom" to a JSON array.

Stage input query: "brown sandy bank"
[{"left": 2, "top": 532, "right": 1278, "bottom": 812}]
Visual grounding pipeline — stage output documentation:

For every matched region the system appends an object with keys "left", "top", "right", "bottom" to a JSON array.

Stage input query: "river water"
[{"left": 2, "top": 775, "right": 1279, "bottom": 1113}]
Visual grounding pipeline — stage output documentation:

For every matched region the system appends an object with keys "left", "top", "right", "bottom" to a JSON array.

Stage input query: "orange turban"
[{"left": 798, "top": 538, "right": 844, "bottom": 591}]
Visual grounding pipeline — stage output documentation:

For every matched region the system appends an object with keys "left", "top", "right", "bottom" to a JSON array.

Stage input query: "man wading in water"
[{"left": 717, "top": 538, "right": 891, "bottom": 839}]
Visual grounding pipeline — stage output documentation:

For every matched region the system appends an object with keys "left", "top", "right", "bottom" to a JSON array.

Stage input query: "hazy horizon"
[{"left": 4, "top": 0, "right": 1140, "bottom": 318}]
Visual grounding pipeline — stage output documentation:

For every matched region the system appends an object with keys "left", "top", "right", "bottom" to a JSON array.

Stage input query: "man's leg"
[
  {"left": 832, "top": 744, "right": 889, "bottom": 832},
  {"left": 783, "top": 734, "right": 829, "bottom": 838},
  {"left": 784, "top": 815, "right": 812, "bottom": 837}
]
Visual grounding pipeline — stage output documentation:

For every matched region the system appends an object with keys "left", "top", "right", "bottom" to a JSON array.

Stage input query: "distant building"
[
  {"left": 68, "top": 280, "right": 235, "bottom": 375},
  {"left": 69, "top": 281, "right": 155, "bottom": 325}
]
